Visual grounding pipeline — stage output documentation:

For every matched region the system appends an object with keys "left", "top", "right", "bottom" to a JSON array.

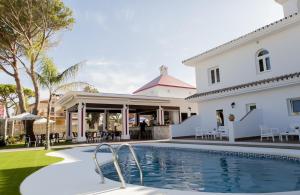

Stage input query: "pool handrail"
[
  {"left": 93, "top": 143, "right": 126, "bottom": 188},
  {"left": 116, "top": 143, "right": 144, "bottom": 185}
]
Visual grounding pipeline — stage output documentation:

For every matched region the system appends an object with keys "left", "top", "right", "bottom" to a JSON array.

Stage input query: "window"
[
  {"left": 51, "top": 107, "right": 55, "bottom": 113},
  {"left": 257, "top": 49, "right": 271, "bottom": 73},
  {"left": 209, "top": 67, "right": 220, "bottom": 84},
  {"left": 289, "top": 98, "right": 300, "bottom": 115},
  {"left": 246, "top": 103, "right": 256, "bottom": 113}
]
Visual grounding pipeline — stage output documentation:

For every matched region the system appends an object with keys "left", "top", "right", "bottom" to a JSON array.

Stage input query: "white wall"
[
  {"left": 198, "top": 84, "right": 300, "bottom": 131},
  {"left": 171, "top": 115, "right": 201, "bottom": 138},
  {"left": 136, "top": 86, "right": 196, "bottom": 98},
  {"left": 195, "top": 22, "right": 300, "bottom": 93},
  {"left": 169, "top": 98, "right": 198, "bottom": 115},
  {"left": 233, "top": 109, "right": 263, "bottom": 139}
]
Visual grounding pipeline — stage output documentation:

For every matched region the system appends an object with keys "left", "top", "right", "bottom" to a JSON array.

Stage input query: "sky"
[{"left": 0, "top": 0, "right": 283, "bottom": 99}]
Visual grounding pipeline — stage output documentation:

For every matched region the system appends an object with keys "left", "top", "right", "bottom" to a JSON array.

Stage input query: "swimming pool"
[{"left": 101, "top": 146, "right": 300, "bottom": 193}]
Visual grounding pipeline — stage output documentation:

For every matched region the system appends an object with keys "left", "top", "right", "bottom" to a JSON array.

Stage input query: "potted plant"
[{"left": 228, "top": 114, "right": 235, "bottom": 122}]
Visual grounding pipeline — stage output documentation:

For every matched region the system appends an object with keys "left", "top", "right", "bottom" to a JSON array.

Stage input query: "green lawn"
[{"left": 0, "top": 150, "right": 63, "bottom": 195}]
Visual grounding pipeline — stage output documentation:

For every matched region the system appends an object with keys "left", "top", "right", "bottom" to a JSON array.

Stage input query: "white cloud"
[{"left": 78, "top": 58, "right": 150, "bottom": 94}]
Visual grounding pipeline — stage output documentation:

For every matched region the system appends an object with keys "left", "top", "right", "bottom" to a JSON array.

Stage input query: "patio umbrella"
[
  {"left": 34, "top": 118, "right": 55, "bottom": 124},
  {"left": 8, "top": 113, "right": 42, "bottom": 136},
  {"left": 8, "top": 112, "right": 42, "bottom": 121},
  {"left": 34, "top": 118, "right": 56, "bottom": 135}
]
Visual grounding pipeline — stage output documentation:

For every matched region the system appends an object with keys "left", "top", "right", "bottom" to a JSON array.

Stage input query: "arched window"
[{"left": 257, "top": 49, "right": 271, "bottom": 73}]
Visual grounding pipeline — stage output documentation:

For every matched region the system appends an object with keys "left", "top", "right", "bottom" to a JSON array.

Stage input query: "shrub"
[{"left": 6, "top": 136, "right": 16, "bottom": 144}]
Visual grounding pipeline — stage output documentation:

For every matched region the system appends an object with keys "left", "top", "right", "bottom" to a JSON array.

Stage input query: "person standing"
[{"left": 140, "top": 120, "right": 147, "bottom": 139}]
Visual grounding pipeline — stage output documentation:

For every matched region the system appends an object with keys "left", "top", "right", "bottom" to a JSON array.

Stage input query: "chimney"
[
  {"left": 159, "top": 65, "right": 168, "bottom": 76},
  {"left": 275, "top": 0, "right": 300, "bottom": 17}
]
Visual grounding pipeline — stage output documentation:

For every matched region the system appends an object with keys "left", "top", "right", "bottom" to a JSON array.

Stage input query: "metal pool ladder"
[{"left": 93, "top": 143, "right": 143, "bottom": 189}]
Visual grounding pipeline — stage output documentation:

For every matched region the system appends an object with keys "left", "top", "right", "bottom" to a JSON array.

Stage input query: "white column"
[
  {"left": 159, "top": 106, "right": 165, "bottom": 125},
  {"left": 188, "top": 107, "right": 192, "bottom": 118},
  {"left": 65, "top": 111, "right": 72, "bottom": 141},
  {"left": 228, "top": 121, "right": 235, "bottom": 143},
  {"left": 156, "top": 109, "right": 160, "bottom": 125},
  {"left": 157, "top": 106, "right": 164, "bottom": 125},
  {"left": 122, "top": 105, "right": 130, "bottom": 139},
  {"left": 77, "top": 103, "right": 86, "bottom": 142},
  {"left": 103, "top": 110, "right": 107, "bottom": 131}
]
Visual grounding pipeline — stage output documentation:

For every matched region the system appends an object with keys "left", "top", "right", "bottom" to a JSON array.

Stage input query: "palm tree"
[{"left": 36, "top": 57, "right": 90, "bottom": 150}]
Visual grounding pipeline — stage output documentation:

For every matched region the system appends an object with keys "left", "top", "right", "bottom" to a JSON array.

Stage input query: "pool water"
[{"left": 101, "top": 146, "right": 300, "bottom": 193}]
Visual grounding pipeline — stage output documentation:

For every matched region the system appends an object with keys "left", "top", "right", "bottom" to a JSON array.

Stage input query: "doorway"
[{"left": 216, "top": 109, "right": 224, "bottom": 127}]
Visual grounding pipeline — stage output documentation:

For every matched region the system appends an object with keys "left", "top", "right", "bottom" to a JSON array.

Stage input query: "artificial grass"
[{"left": 0, "top": 150, "right": 63, "bottom": 195}]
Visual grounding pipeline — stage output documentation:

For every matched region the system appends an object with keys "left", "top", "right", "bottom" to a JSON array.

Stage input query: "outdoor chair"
[
  {"left": 92, "top": 132, "right": 101, "bottom": 142},
  {"left": 85, "top": 132, "right": 93, "bottom": 143},
  {"left": 72, "top": 132, "right": 78, "bottom": 142},
  {"left": 54, "top": 133, "right": 60, "bottom": 143},
  {"left": 35, "top": 134, "right": 42, "bottom": 146},
  {"left": 49, "top": 133, "right": 55, "bottom": 145},
  {"left": 114, "top": 131, "right": 122, "bottom": 141},
  {"left": 41, "top": 134, "right": 46, "bottom": 145},
  {"left": 280, "top": 124, "right": 300, "bottom": 142},
  {"left": 195, "top": 127, "right": 205, "bottom": 139},
  {"left": 217, "top": 126, "right": 229, "bottom": 141},
  {"left": 260, "top": 125, "right": 279, "bottom": 142},
  {"left": 206, "top": 129, "right": 218, "bottom": 140},
  {"left": 58, "top": 132, "right": 65, "bottom": 143},
  {"left": 25, "top": 135, "right": 36, "bottom": 147}
]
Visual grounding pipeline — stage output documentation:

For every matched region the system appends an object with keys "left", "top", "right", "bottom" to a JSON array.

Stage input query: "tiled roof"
[
  {"left": 183, "top": 13, "right": 299, "bottom": 65},
  {"left": 133, "top": 74, "right": 196, "bottom": 94},
  {"left": 186, "top": 72, "right": 300, "bottom": 100}
]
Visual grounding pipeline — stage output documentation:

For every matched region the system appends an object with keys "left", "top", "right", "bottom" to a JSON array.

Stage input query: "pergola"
[{"left": 57, "top": 92, "right": 187, "bottom": 142}]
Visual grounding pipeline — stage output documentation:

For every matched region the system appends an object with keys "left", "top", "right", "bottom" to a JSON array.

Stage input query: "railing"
[
  {"left": 93, "top": 143, "right": 126, "bottom": 188},
  {"left": 116, "top": 143, "right": 143, "bottom": 185},
  {"left": 233, "top": 109, "right": 263, "bottom": 139},
  {"left": 240, "top": 109, "right": 254, "bottom": 121},
  {"left": 93, "top": 143, "right": 143, "bottom": 189}
]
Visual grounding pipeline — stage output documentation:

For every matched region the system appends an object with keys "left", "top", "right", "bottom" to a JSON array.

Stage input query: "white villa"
[
  {"left": 57, "top": 66, "right": 197, "bottom": 142},
  {"left": 172, "top": 0, "right": 300, "bottom": 140}
]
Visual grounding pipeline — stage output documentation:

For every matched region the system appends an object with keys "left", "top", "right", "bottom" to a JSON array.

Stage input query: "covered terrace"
[{"left": 57, "top": 92, "right": 190, "bottom": 142}]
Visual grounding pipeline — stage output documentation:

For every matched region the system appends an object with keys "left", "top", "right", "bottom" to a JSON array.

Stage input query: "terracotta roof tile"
[{"left": 133, "top": 74, "right": 195, "bottom": 94}]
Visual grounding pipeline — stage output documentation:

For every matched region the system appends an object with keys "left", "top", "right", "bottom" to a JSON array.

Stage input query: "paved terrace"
[{"left": 20, "top": 142, "right": 300, "bottom": 195}]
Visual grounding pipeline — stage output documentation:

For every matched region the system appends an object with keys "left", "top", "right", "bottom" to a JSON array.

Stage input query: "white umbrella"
[
  {"left": 8, "top": 112, "right": 42, "bottom": 121},
  {"left": 8, "top": 112, "right": 42, "bottom": 136},
  {"left": 34, "top": 118, "right": 55, "bottom": 124}
]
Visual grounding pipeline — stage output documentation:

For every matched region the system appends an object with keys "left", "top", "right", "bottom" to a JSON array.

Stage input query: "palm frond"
[
  {"left": 57, "top": 61, "right": 86, "bottom": 83},
  {"left": 35, "top": 71, "right": 50, "bottom": 89},
  {"left": 54, "top": 82, "right": 91, "bottom": 94}
]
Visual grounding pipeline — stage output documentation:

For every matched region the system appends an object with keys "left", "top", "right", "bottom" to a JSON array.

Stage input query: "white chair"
[
  {"left": 260, "top": 125, "right": 279, "bottom": 142},
  {"left": 195, "top": 127, "right": 205, "bottom": 139},
  {"left": 206, "top": 129, "right": 218, "bottom": 140},
  {"left": 217, "top": 126, "right": 229, "bottom": 141},
  {"left": 285, "top": 124, "right": 300, "bottom": 142}
]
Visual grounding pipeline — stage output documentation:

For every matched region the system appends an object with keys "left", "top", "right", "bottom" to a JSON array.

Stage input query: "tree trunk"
[
  {"left": 13, "top": 66, "right": 26, "bottom": 113},
  {"left": 31, "top": 73, "right": 40, "bottom": 115},
  {"left": 45, "top": 94, "right": 52, "bottom": 150},
  {"left": 5, "top": 103, "right": 10, "bottom": 118},
  {"left": 13, "top": 59, "right": 37, "bottom": 142},
  {"left": 26, "top": 67, "right": 40, "bottom": 142}
]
